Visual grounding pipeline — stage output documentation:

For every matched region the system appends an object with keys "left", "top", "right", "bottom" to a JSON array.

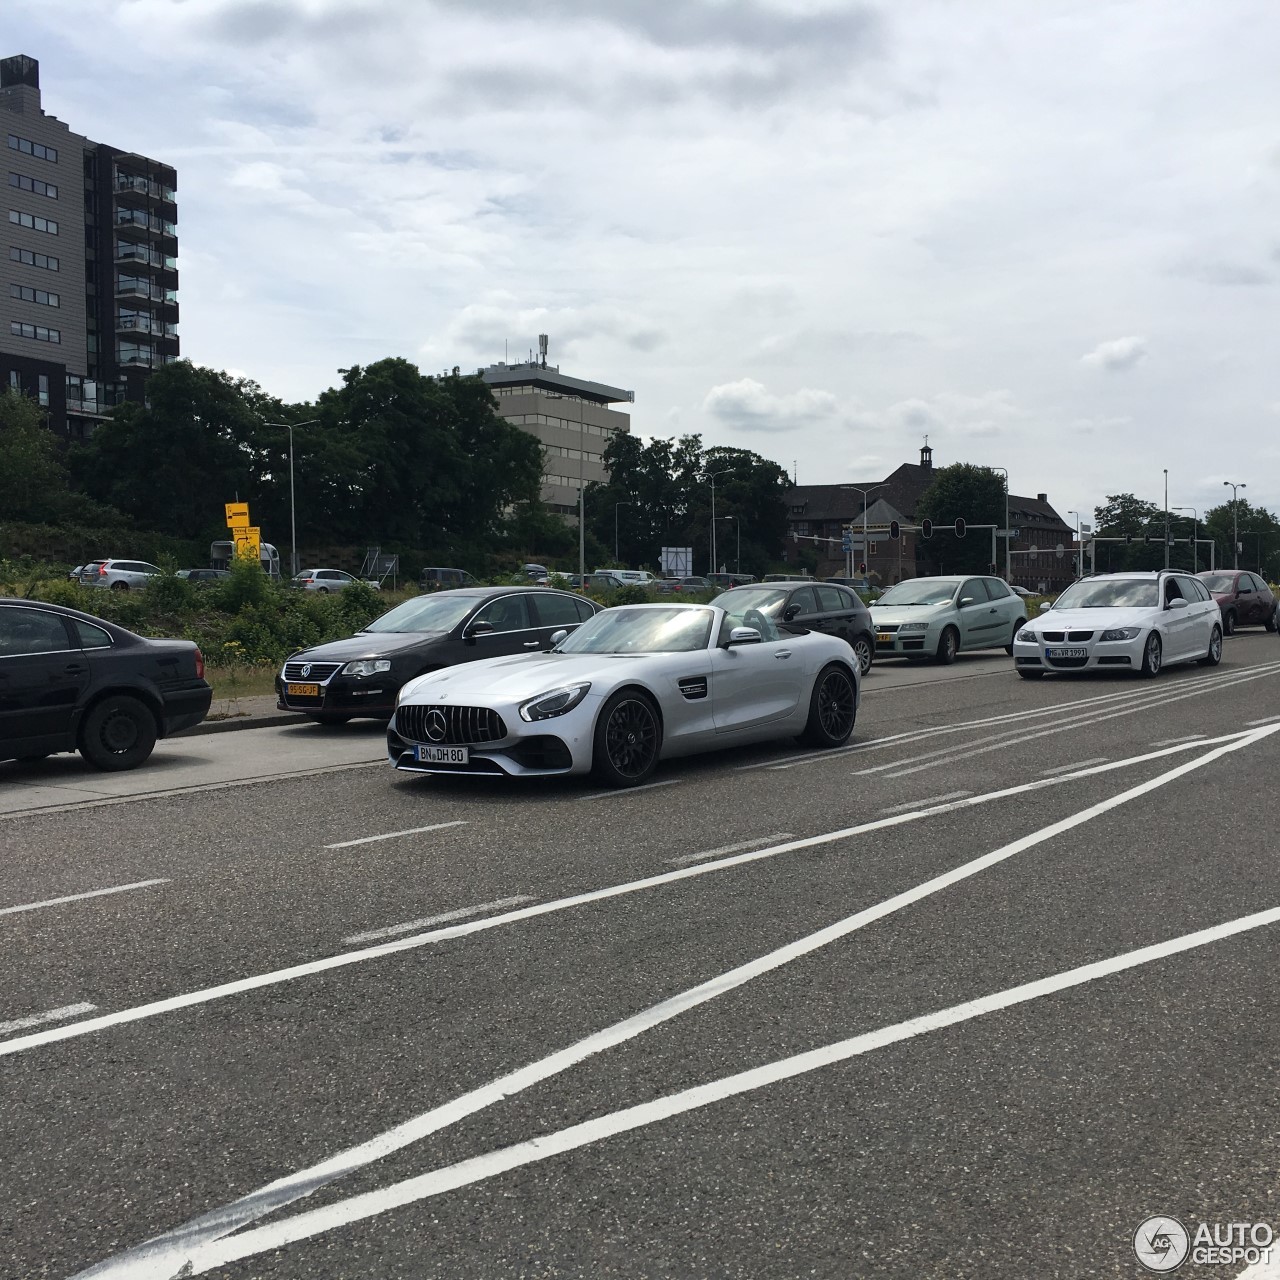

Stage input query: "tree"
[
  {"left": 1092, "top": 493, "right": 1167, "bottom": 571},
  {"left": 1205, "top": 499, "right": 1280, "bottom": 575},
  {"left": 0, "top": 389, "right": 70, "bottom": 522},
  {"left": 915, "top": 464, "right": 1006, "bottom": 574}
]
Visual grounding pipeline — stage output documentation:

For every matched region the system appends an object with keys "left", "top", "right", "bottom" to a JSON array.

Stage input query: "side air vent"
[{"left": 678, "top": 675, "right": 709, "bottom": 701}]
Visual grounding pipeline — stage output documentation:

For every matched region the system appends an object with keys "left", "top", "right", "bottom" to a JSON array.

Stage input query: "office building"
[
  {"left": 478, "top": 337, "right": 633, "bottom": 516},
  {"left": 1, "top": 54, "right": 178, "bottom": 438}
]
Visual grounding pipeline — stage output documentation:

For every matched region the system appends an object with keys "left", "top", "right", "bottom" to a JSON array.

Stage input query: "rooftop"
[{"left": 478, "top": 360, "right": 634, "bottom": 405}]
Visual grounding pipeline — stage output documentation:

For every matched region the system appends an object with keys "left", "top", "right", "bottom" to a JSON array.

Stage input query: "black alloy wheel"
[
  {"left": 592, "top": 691, "right": 662, "bottom": 787},
  {"left": 850, "top": 635, "right": 874, "bottom": 677},
  {"left": 936, "top": 626, "right": 959, "bottom": 665},
  {"left": 799, "top": 664, "right": 858, "bottom": 747},
  {"left": 79, "top": 695, "right": 158, "bottom": 771}
]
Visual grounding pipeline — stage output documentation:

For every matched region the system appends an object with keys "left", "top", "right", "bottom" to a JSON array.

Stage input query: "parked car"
[
  {"left": 763, "top": 573, "right": 811, "bottom": 583},
  {"left": 1015, "top": 571, "right": 1221, "bottom": 679},
  {"left": 585, "top": 571, "right": 630, "bottom": 592},
  {"left": 707, "top": 572, "right": 756, "bottom": 588},
  {"left": 177, "top": 568, "right": 231, "bottom": 583},
  {"left": 657, "top": 576, "right": 713, "bottom": 594},
  {"left": 715, "top": 581, "right": 876, "bottom": 676},
  {"left": 276, "top": 586, "right": 601, "bottom": 725},
  {"left": 523, "top": 563, "right": 550, "bottom": 582},
  {"left": 1009, "top": 585, "right": 1037, "bottom": 598},
  {"left": 869, "top": 575, "right": 1028, "bottom": 664},
  {"left": 290, "top": 568, "right": 381, "bottom": 593},
  {"left": 387, "top": 602, "right": 860, "bottom": 787},
  {"left": 826, "top": 577, "right": 872, "bottom": 591},
  {"left": 75, "top": 561, "right": 108, "bottom": 586},
  {"left": 607, "top": 570, "right": 659, "bottom": 586},
  {"left": 0, "top": 597, "right": 211, "bottom": 769},
  {"left": 92, "top": 559, "right": 162, "bottom": 591},
  {"left": 419, "top": 567, "right": 479, "bottom": 592},
  {"left": 1196, "top": 570, "right": 1278, "bottom": 634}
]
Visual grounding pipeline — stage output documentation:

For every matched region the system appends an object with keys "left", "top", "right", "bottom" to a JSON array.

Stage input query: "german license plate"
[
  {"left": 876, "top": 633, "right": 893, "bottom": 643},
  {"left": 415, "top": 745, "right": 469, "bottom": 765},
  {"left": 287, "top": 682, "right": 320, "bottom": 697},
  {"left": 1045, "top": 647, "right": 1088, "bottom": 659}
]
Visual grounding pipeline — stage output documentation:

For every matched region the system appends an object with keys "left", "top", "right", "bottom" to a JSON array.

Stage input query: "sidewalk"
[{"left": 177, "top": 694, "right": 300, "bottom": 736}]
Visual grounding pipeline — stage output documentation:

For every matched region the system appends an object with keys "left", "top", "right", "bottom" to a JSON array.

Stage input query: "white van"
[{"left": 603, "top": 569, "right": 657, "bottom": 585}]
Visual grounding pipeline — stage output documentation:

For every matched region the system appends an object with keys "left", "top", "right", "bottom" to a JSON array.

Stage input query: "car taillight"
[
  {"left": 98, "top": 563, "right": 107, "bottom": 576},
  {"left": 194, "top": 647, "right": 205, "bottom": 680}
]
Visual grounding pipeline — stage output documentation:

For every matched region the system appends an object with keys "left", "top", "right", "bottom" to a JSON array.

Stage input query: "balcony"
[
  {"left": 113, "top": 172, "right": 177, "bottom": 204},
  {"left": 114, "top": 243, "right": 178, "bottom": 274},
  {"left": 114, "top": 208, "right": 178, "bottom": 240}
]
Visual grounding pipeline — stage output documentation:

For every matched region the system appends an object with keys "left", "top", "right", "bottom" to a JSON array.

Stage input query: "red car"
[{"left": 1197, "top": 570, "right": 1278, "bottom": 634}]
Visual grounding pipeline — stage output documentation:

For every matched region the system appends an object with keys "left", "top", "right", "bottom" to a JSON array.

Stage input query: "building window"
[
  {"left": 7, "top": 134, "right": 58, "bottom": 164},
  {"left": 9, "top": 321, "right": 60, "bottom": 343},
  {"left": 7, "top": 370, "right": 18, "bottom": 390},
  {"left": 9, "top": 245, "right": 58, "bottom": 270},
  {"left": 10, "top": 283, "right": 58, "bottom": 306},
  {"left": 8, "top": 210, "right": 58, "bottom": 234},
  {"left": 37, "top": 374, "right": 49, "bottom": 407},
  {"left": 8, "top": 171, "right": 57, "bottom": 199}
]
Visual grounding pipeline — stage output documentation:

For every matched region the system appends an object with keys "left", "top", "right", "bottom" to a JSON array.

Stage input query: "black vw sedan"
[
  {"left": 276, "top": 586, "right": 601, "bottom": 724},
  {"left": 0, "top": 597, "right": 212, "bottom": 770}
]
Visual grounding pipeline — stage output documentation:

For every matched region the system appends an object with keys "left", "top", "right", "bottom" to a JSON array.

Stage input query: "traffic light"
[
  {"left": 1143, "top": 533, "right": 1152, "bottom": 545},
  {"left": 921, "top": 518, "right": 933, "bottom": 540},
  {"left": 1125, "top": 534, "right": 1133, "bottom": 545},
  {"left": 858, "top": 561, "right": 867, "bottom": 574},
  {"left": 954, "top": 518, "right": 967, "bottom": 539},
  {"left": 890, "top": 520, "right": 901, "bottom": 540}
]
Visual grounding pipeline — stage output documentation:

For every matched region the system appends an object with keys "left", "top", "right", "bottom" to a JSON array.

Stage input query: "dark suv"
[{"left": 713, "top": 582, "right": 876, "bottom": 675}]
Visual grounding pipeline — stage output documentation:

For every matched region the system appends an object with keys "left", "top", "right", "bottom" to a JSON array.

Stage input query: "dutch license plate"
[
  {"left": 287, "top": 682, "right": 320, "bottom": 697},
  {"left": 876, "top": 633, "right": 893, "bottom": 643},
  {"left": 1045, "top": 647, "right": 1088, "bottom": 660},
  {"left": 415, "top": 745, "right": 469, "bottom": 765}
]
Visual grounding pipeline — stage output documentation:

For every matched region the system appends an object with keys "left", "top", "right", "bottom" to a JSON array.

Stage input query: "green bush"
[
  {"left": 144, "top": 570, "right": 198, "bottom": 615},
  {"left": 211, "top": 557, "right": 274, "bottom": 613}
]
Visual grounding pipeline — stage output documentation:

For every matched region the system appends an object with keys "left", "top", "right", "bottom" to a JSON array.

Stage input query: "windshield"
[
  {"left": 1200, "top": 574, "right": 1235, "bottom": 593},
  {"left": 362, "top": 593, "right": 479, "bottom": 634},
  {"left": 874, "top": 580, "right": 960, "bottom": 607},
  {"left": 1053, "top": 579, "right": 1159, "bottom": 609},
  {"left": 716, "top": 588, "right": 788, "bottom": 620},
  {"left": 558, "top": 606, "right": 713, "bottom": 653}
]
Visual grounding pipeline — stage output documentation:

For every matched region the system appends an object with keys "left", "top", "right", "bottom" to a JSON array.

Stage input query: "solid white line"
[
  {"left": 1236, "top": 1255, "right": 1280, "bottom": 1279},
  {"left": 1039, "top": 758, "right": 1109, "bottom": 776},
  {"left": 1246, "top": 714, "right": 1280, "bottom": 727},
  {"left": 879, "top": 791, "right": 971, "bottom": 815},
  {"left": 343, "top": 896, "right": 536, "bottom": 945},
  {"left": 0, "top": 879, "right": 169, "bottom": 917},
  {"left": 579, "top": 779, "right": 681, "bottom": 800},
  {"left": 324, "top": 821, "right": 467, "bottom": 850},
  {"left": 1150, "top": 735, "right": 1206, "bottom": 747},
  {"left": 5, "top": 728, "right": 1274, "bottom": 1063},
  {"left": 169, "top": 902, "right": 1280, "bottom": 1275},
  {"left": 74, "top": 726, "right": 1279, "bottom": 1277},
  {"left": 665, "top": 833, "right": 795, "bottom": 868},
  {"left": 0, "top": 1002, "right": 96, "bottom": 1036}
]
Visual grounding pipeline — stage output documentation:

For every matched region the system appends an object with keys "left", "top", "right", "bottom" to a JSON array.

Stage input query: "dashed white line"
[
  {"left": 0, "top": 878, "right": 170, "bottom": 917},
  {"left": 324, "top": 820, "right": 467, "bottom": 850},
  {"left": 879, "top": 791, "right": 971, "bottom": 815},
  {"left": 0, "top": 1002, "right": 96, "bottom": 1037},
  {"left": 343, "top": 896, "right": 536, "bottom": 945},
  {"left": 1039, "top": 758, "right": 1110, "bottom": 776},
  {"left": 580, "top": 779, "right": 681, "bottom": 800},
  {"left": 665, "top": 833, "right": 796, "bottom": 868},
  {"left": 1150, "top": 734, "right": 1206, "bottom": 748},
  {"left": 1246, "top": 714, "right": 1280, "bottom": 727}
]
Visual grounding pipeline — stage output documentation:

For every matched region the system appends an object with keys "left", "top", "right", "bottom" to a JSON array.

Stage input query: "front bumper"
[
  {"left": 873, "top": 625, "right": 934, "bottom": 656},
  {"left": 276, "top": 671, "right": 397, "bottom": 718},
  {"left": 1013, "top": 630, "right": 1146, "bottom": 674}
]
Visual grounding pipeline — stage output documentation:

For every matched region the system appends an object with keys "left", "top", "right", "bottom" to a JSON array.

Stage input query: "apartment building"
[
  {"left": 478, "top": 338, "right": 633, "bottom": 516},
  {"left": 0, "top": 54, "right": 178, "bottom": 437}
]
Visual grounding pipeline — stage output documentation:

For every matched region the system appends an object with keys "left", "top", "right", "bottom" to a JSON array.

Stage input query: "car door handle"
[
  {"left": 65, "top": 663, "right": 87, "bottom": 674},
  {"left": 523, "top": 641, "right": 541, "bottom": 648},
  {"left": 775, "top": 650, "right": 792, "bottom": 659}
]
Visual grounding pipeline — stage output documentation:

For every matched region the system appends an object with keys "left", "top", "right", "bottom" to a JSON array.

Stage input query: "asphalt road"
[{"left": 3, "top": 634, "right": 1280, "bottom": 1279}]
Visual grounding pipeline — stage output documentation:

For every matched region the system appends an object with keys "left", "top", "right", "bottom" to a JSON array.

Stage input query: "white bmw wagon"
[{"left": 1013, "top": 571, "right": 1222, "bottom": 679}]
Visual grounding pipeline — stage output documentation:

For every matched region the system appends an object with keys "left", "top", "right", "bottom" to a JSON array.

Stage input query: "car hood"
[
  {"left": 401, "top": 651, "right": 660, "bottom": 705},
  {"left": 867, "top": 602, "right": 954, "bottom": 626},
  {"left": 1029, "top": 606, "right": 1155, "bottom": 630},
  {"left": 1208, "top": 591, "right": 1234, "bottom": 603},
  {"left": 291, "top": 631, "right": 445, "bottom": 662}
]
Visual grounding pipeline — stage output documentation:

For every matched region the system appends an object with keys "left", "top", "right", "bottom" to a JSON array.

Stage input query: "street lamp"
[
  {"left": 1224, "top": 481, "right": 1246, "bottom": 569},
  {"left": 990, "top": 466, "right": 1010, "bottom": 581},
  {"left": 614, "top": 500, "right": 632, "bottom": 566},
  {"left": 262, "top": 417, "right": 319, "bottom": 576},
  {"left": 841, "top": 483, "right": 887, "bottom": 578},
  {"left": 707, "top": 468, "right": 732, "bottom": 576},
  {"left": 1163, "top": 469, "right": 1169, "bottom": 571},
  {"left": 719, "top": 515, "right": 740, "bottom": 575},
  {"left": 1171, "top": 507, "right": 1197, "bottom": 572}
]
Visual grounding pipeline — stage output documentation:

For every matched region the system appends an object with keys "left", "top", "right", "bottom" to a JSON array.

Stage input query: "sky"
[{"left": 9, "top": 0, "right": 1279, "bottom": 523}]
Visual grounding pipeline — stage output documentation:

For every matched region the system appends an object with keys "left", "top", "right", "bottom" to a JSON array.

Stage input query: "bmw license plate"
[
  {"left": 1045, "top": 647, "right": 1088, "bottom": 659},
  {"left": 415, "top": 745, "right": 469, "bottom": 765},
  {"left": 287, "top": 683, "right": 319, "bottom": 697}
]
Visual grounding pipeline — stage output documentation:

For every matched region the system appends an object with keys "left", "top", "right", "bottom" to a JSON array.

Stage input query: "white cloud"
[
  {"left": 702, "top": 378, "right": 839, "bottom": 432},
  {"left": 1081, "top": 337, "right": 1148, "bottom": 372}
]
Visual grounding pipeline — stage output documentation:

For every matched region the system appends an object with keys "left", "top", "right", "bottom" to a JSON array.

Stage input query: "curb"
[{"left": 175, "top": 712, "right": 303, "bottom": 737}]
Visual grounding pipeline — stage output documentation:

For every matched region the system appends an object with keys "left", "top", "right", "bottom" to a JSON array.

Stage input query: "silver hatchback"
[{"left": 92, "top": 559, "right": 162, "bottom": 591}]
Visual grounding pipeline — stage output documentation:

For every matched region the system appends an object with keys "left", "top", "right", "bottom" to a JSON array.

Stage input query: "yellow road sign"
[
  {"left": 234, "top": 527, "right": 261, "bottom": 562},
  {"left": 225, "top": 502, "right": 250, "bottom": 530}
]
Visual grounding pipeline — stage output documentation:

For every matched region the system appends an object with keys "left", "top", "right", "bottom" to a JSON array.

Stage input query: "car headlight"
[
  {"left": 519, "top": 682, "right": 592, "bottom": 722},
  {"left": 1100, "top": 628, "right": 1140, "bottom": 642},
  {"left": 1016, "top": 630, "right": 1037, "bottom": 643},
  {"left": 343, "top": 658, "right": 392, "bottom": 677},
  {"left": 898, "top": 622, "right": 930, "bottom": 632}
]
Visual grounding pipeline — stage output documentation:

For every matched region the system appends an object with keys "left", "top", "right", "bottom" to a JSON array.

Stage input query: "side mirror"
[
  {"left": 959, "top": 596, "right": 977, "bottom": 608},
  {"left": 783, "top": 604, "right": 802, "bottom": 621},
  {"left": 549, "top": 628, "right": 569, "bottom": 647},
  {"left": 1167, "top": 597, "right": 1189, "bottom": 611},
  {"left": 1039, "top": 601, "right": 1052, "bottom": 612},
  {"left": 465, "top": 620, "right": 494, "bottom": 638},
  {"left": 726, "top": 626, "right": 762, "bottom": 646},
  {"left": 1239, "top": 586, "right": 1253, "bottom": 595}
]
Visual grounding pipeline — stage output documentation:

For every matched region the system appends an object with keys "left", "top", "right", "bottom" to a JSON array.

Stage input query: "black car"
[
  {"left": 177, "top": 568, "right": 231, "bottom": 583},
  {"left": 275, "top": 586, "right": 601, "bottom": 724},
  {"left": 713, "top": 582, "right": 876, "bottom": 675},
  {"left": 0, "top": 598, "right": 212, "bottom": 770}
]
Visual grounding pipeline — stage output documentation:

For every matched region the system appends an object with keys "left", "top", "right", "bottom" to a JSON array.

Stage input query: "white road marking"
[
  {"left": 1236, "top": 1255, "right": 1280, "bottom": 1278},
  {"left": 323, "top": 821, "right": 467, "bottom": 850},
  {"left": 343, "top": 896, "right": 536, "bottom": 945},
  {"left": 579, "top": 779, "right": 682, "bottom": 800},
  {"left": 879, "top": 791, "right": 971, "bottom": 815},
  {"left": 72, "top": 726, "right": 1280, "bottom": 1277},
  {"left": 1150, "top": 734, "right": 1206, "bottom": 747},
  {"left": 665, "top": 833, "right": 795, "bottom": 868},
  {"left": 153, "top": 902, "right": 1280, "bottom": 1277},
  {"left": 0, "top": 1002, "right": 96, "bottom": 1037},
  {"left": 0, "top": 879, "right": 169, "bottom": 917},
  {"left": 4, "top": 728, "right": 1273, "bottom": 1063},
  {"left": 1039, "top": 758, "right": 1109, "bottom": 776},
  {"left": 1245, "top": 714, "right": 1280, "bottom": 727}
]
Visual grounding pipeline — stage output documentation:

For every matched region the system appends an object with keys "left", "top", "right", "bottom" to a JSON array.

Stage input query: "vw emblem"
[
  {"left": 425, "top": 709, "right": 448, "bottom": 743},
  {"left": 300, "top": 663, "right": 312, "bottom": 678}
]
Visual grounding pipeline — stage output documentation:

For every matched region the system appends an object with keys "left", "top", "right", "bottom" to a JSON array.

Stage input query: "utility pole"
[
  {"left": 991, "top": 466, "right": 1010, "bottom": 580},
  {"left": 1224, "top": 480, "right": 1246, "bottom": 569},
  {"left": 1069, "top": 511, "right": 1083, "bottom": 579},
  {"left": 707, "top": 469, "right": 731, "bottom": 576},
  {"left": 1163, "top": 469, "right": 1169, "bottom": 571},
  {"left": 262, "top": 417, "right": 318, "bottom": 577},
  {"left": 1171, "top": 507, "right": 1197, "bottom": 572}
]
